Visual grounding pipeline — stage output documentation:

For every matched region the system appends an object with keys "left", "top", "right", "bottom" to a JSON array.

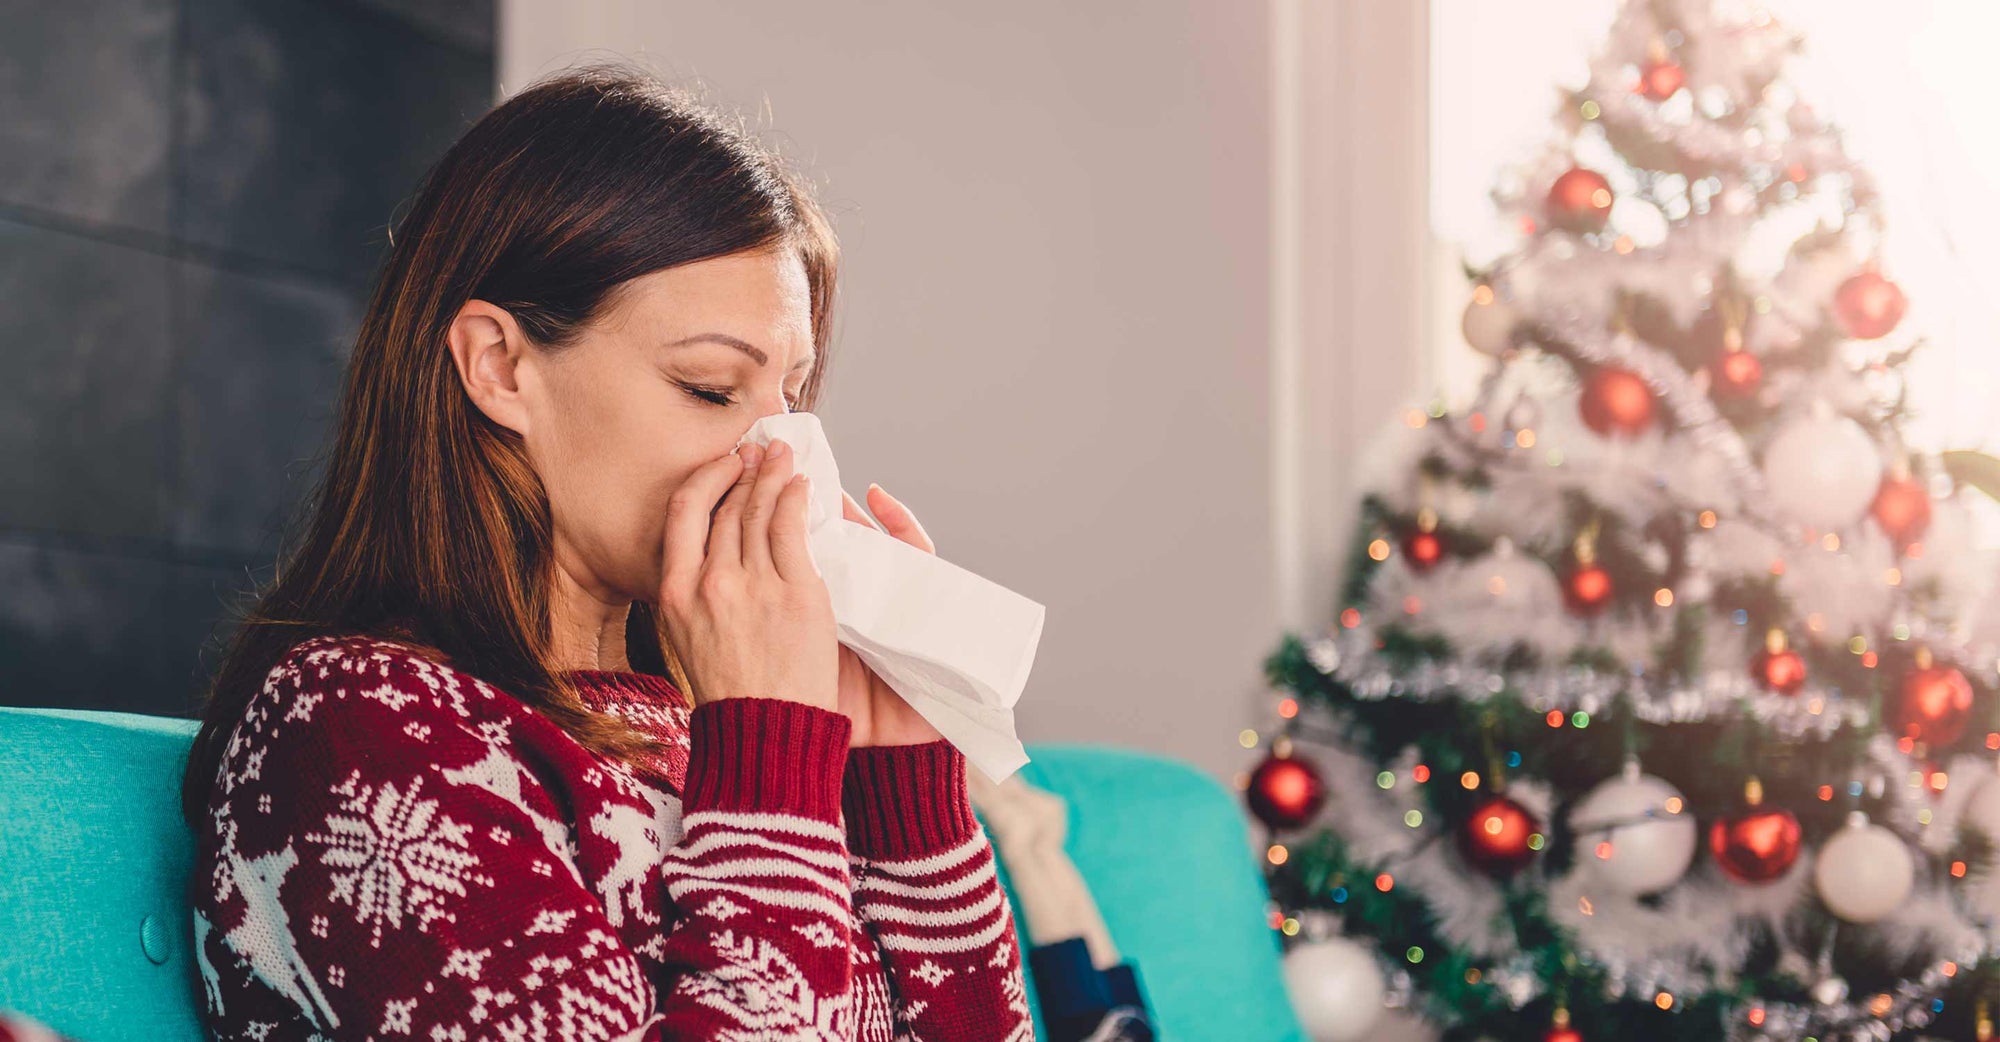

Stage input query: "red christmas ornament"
[
  {"left": 1870, "top": 475, "right": 1933, "bottom": 548},
  {"left": 1895, "top": 661, "right": 1974, "bottom": 747},
  {"left": 1751, "top": 629, "right": 1807, "bottom": 696},
  {"left": 1713, "top": 349, "right": 1763, "bottom": 399},
  {"left": 1460, "top": 794, "right": 1540, "bottom": 877},
  {"left": 1752, "top": 648, "right": 1807, "bottom": 695},
  {"left": 1246, "top": 751, "right": 1326, "bottom": 830},
  {"left": 1639, "top": 58, "right": 1686, "bottom": 100},
  {"left": 1547, "top": 167, "right": 1614, "bottom": 234},
  {"left": 1563, "top": 564, "right": 1614, "bottom": 616},
  {"left": 1403, "top": 529, "right": 1444, "bottom": 572},
  {"left": 1709, "top": 779, "right": 1801, "bottom": 883},
  {"left": 1579, "top": 367, "right": 1655, "bottom": 437},
  {"left": 1834, "top": 270, "right": 1907, "bottom": 340}
]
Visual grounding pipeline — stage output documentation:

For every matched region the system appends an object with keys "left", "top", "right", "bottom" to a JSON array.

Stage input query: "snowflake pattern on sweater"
[{"left": 190, "top": 633, "right": 1035, "bottom": 1041}]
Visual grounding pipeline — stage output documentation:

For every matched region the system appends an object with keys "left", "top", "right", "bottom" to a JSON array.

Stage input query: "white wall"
[
  {"left": 501, "top": 0, "right": 1284, "bottom": 784},
  {"left": 502, "top": 2, "right": 1435, "bottom": 1037}
]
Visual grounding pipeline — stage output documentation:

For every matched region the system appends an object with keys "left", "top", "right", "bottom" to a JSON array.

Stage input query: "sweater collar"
[
  {"left": 562, "top": 668, "right": 693, "bottom": 794},
  {"left": 561, "top": 668, "right": 690, "bottom": 712}
]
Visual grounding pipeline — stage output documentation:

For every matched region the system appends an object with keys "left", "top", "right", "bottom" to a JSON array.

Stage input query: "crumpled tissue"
[{"left": 733, "top": 412, "right": 1045, "bottom": 783}]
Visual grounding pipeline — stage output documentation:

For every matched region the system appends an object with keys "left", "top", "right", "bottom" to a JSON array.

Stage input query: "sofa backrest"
[
  {"left": 0, "top": 706, "right": 1304, "bottom": 1042},
  {"left": 0, "top": 708, "right": 209, "bottom": 1042}
]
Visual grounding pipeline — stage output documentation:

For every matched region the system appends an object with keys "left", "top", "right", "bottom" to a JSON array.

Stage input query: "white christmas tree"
[{"left": 1251, "top": 2, "right": 2000, "bottom": 1040}]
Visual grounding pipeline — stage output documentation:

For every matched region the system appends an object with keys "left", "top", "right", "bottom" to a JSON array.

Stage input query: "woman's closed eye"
[{"left": 678, "top": 381, "right": 801, "bottom": 411}]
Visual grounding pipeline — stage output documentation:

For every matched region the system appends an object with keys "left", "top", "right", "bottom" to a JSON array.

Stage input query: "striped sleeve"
[
  {"left": 844, "top": 740, "right": 1036, "bottom": 1040},
  {"left": 653, "top": 696, "right": 864, "bottom": 1036}
]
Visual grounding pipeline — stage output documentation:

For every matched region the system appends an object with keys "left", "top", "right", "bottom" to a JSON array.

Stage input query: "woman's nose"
[{"left": 752, "top": 389, "right": 793, "bottom": 417}]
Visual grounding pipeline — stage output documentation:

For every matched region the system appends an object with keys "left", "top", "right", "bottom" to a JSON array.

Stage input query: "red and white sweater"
[{"left": 189, "top": 632, "right": 1035, "bottom": 1041}]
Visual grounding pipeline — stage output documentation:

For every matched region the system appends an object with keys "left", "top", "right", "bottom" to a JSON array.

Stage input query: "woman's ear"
[{"left": 447, "top": 299, "right": 534, "bottom": 437}]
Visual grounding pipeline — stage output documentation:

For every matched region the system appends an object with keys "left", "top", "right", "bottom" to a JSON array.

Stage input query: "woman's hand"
[
  {"left": 657, "top": 439, "right": 839, "bottom": 712},
  {"left": 836, "top": 484, "right": 949, "bottom": 747}
]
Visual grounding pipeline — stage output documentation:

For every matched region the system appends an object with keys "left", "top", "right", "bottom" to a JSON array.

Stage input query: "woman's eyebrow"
[{"left": 663, "top": 333, "right": 815, "bottom": 371}]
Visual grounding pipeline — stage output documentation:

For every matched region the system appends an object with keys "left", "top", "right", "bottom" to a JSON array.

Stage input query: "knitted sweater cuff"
[
  {"left": 842, "top": 739, "right": 978, "bottom": 859},
  {"left": 684, "top": 697, "right": 851, "bottom": 822}
]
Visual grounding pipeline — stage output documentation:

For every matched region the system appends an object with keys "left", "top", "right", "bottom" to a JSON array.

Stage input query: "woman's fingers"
[
  {"left": 842, "top": 484, "right": 936, "bottom": 554},
  {"left": 663, "top": 449, "right": 748, "bottom": 597},
  {"left": 707, "top": 442, "right": 762, "bottom": 570},
  {"left": 840, "top": 488, "right": 883, "bottom": 530},
  {"left": 769, "top": 471, "right": 817, "bottom": 581},
  {"left": 739, "top": 438, "right": 795, "bottom": 573},
  {"left": 867, "top": 483, "right": 936, "bottom": 554}
]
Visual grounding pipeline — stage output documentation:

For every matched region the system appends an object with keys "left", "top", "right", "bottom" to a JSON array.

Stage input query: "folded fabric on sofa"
[{"left": 969, "top": 764, "right": 1158, "bottom": 1041}]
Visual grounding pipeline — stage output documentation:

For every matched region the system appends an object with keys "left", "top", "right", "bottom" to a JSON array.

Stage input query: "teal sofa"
[{"left": 0, "top": 706, "right": 1307, "bottom": 1041}]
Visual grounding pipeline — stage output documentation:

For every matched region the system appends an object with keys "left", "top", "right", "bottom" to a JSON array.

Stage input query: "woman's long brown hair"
[{"left": 179, "top": 63, "right": 841, "bottom": 828}]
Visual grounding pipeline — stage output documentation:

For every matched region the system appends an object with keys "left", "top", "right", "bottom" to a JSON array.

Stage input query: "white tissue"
[{"left": 732, "top": 412, "right": 1045, "bottom": 783}]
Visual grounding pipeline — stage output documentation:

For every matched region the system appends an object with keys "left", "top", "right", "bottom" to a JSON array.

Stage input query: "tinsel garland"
[{"left": 1264, "top": 631, "right": 2000, "bottom": 1040}]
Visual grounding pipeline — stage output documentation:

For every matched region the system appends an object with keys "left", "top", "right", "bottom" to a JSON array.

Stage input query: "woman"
[{"left": 181, "top": 64, "right": 1033, "bottom": 1041}]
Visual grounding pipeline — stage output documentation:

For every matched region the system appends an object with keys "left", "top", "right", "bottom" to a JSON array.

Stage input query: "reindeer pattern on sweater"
[{"left": 190, "top": 633, "right": 1034, "bottom": 1041}]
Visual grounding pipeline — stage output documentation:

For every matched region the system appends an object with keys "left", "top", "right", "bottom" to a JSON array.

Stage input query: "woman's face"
[{"left": 453, "top": 247, "right": 817, "bottom": 604}]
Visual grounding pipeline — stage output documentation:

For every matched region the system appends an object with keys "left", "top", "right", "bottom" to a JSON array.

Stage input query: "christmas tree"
[{"left": 1251, "top": 2, "right": 2000, "bottom": 1040}]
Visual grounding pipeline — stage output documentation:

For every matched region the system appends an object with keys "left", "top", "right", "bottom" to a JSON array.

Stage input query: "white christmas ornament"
[
  {"left": 1811, "top": 974, "right": 1850, "bottom": 1006},
  {"left": 1461, "top": 290, "right": 1520, "bottom": 357},
  {"left": 1759, "top": 410, "right": 1882, "bottom": 531},
  {"left": 1282, "top": 936, "right": 1387, "bottom": 1042},
  {"left": 1813, "top": 811, "right": 1914, "bottom": 923},
  {"left": 1568, "top": 758, "right": 1698, "bottom": 897}
]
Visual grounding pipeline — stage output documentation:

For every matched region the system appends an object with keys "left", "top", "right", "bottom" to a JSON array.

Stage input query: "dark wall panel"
[
  {"left": 0, "top": 0, "right": 494, "bottom": 717},
  {"left": 0, "top": 0, "right": 175, "bottom": 233},
  {"left": 178, "top": 0, "right": 496, "bottom": 287},
  {"left": 169, "top": 258, "right": 360, "bottom": 557},
  {"left": 0, "top": 220, "right": 175, "bottom": 544},
  {"left": 0, "top": 540, "right": 259, "bottom": 715}
]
